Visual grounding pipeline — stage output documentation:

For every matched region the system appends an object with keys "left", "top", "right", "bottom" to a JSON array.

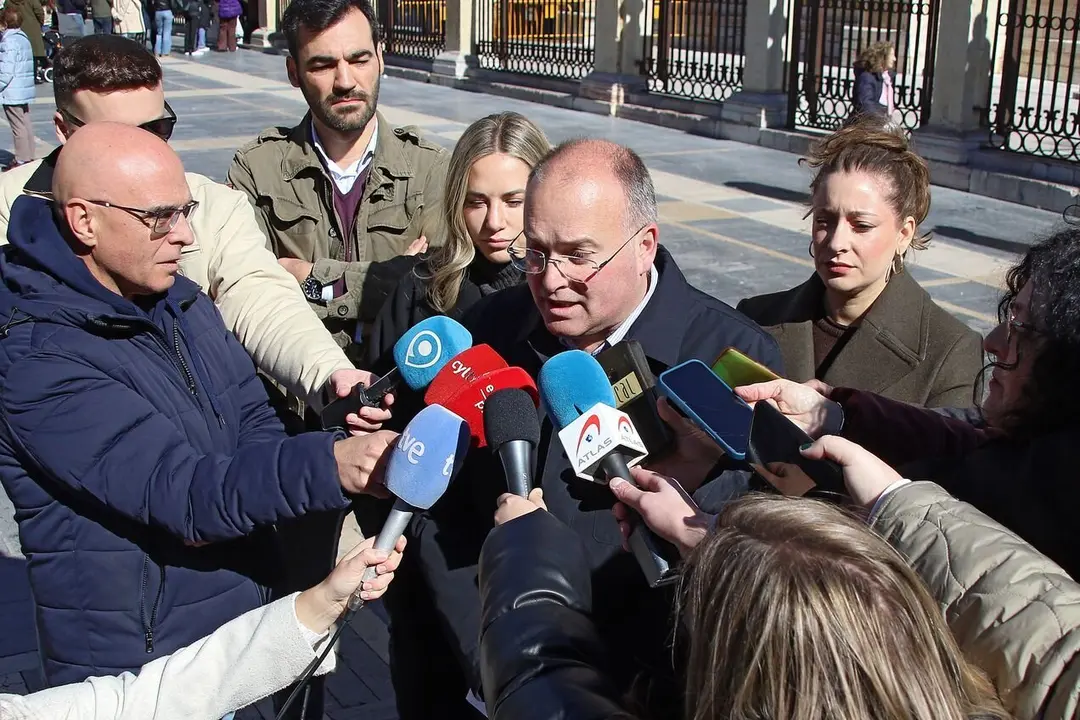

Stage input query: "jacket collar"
[
  {"left": 281, "top": 111, "right": 415, "bottom": 186},
  {"left": 24, "top": 147, "right": 60, "bottom": 197},
  {"left": 769, "top": 271, "right": 930, "bottom": 391}
]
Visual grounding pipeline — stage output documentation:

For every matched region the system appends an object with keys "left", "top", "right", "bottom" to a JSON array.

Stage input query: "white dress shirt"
[{"left": 311, "top": 120, "right": 378, "bottom": 195}]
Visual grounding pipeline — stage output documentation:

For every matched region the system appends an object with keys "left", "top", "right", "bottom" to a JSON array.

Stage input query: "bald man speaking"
[{"left": 0, "top": 123, "right": 399, "bottom": 687}]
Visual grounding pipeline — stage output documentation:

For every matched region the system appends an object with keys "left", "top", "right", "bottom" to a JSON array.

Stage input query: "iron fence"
[
  {"left": 986, "top": 0, "right": 1080, "bottom": 162},
  {"left": 378, "top": 0, "right": 447, "bottom": 58},
  {"left": 472, "top": 0, "right": 596, "bottom": 79},
  {"left": 787, "top": 0, "right": 940, "bottom": 132},
  {"left": 640, "top": 0, "right": 745, "bottom": 101}
]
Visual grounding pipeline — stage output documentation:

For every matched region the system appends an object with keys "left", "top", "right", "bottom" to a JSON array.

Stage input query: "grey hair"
[{"left": 530, "top": 138, "right": 658, "bottom": 232}]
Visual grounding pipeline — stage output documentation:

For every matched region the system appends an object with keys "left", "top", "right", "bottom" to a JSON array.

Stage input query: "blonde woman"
[
  {"left": 481, "top": 492, "right": 1013, "bottom": 720},
  {"left": 366, "top": 111, "right": 550, "bottom": 369}
]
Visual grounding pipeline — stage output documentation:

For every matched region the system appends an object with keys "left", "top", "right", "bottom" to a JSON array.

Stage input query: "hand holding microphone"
[
  {"left": 610, "top": 467, "right": 712, "bottom": 558},
  {"left": 494, "top": 488, "right": 546, "bottom": 525},
  {"left": 333, "top": 430, "right": 401, "bottom": 497}
]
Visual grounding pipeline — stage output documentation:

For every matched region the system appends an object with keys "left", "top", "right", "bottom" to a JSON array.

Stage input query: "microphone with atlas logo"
[{"left": 539, "top": 350, "right": 679, "bottom": 588}]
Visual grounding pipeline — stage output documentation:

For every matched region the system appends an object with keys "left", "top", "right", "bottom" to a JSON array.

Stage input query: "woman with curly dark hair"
[{"left": 852, "top": 39, "right": 898, "bottom": 122}]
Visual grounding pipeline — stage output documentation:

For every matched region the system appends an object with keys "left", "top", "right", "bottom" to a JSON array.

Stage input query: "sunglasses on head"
[{"left": 59, "top": 101, "right": 178, "bottom": 142}]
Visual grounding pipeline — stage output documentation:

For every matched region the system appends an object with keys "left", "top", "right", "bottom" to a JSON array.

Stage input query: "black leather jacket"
[{"left": 478, "top": 510, "right": 639, "bottom": 720}]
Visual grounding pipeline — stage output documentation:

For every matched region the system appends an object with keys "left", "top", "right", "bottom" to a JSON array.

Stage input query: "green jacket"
[
  {"left": 8, "top": 0, "right": 44, "bottom": 57},
  {"left": 227, "top": 112, "right": 448, "bottom": 356}
]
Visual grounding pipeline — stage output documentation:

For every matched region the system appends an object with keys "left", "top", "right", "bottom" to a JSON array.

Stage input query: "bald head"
[
  {"left": 529, "top": 139, "right": 657, "bottom": 232},
  {"left": 52, "top": 121, "right": 194, "bottom": 300},
  {"left": 54, "top": 122, "right": 184, "bottom": 205}
]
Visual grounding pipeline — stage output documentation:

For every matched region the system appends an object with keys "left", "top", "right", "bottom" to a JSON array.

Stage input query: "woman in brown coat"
[{"left": 737, "top": 118, "right": 984, "bottom": 407}]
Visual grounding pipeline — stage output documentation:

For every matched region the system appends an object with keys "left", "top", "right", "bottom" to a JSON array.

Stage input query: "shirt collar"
[
  {"left": 311, "top": 119, "right": 378, "bottom": 183},
  {"left": 560, "top": 264, "right": 659, "bottom": 355}
]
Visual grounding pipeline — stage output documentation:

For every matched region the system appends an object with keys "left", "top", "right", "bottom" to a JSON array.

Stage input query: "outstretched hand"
[
  {"left": 610, "top": 467, "right": 713, "bottom": 557},
  {"left": 734, "top": 378, "right": 842, "bottom": 438},
  {"left": 800, "top": 435, "right": 903, "bottom": 509}
]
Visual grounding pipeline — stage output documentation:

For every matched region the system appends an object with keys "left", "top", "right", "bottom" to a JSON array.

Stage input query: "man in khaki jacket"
[
  {"left": 0, "top": 35, "right": 389, "bottom": 426},
  {"left": 227, "top": 0, "right": 448, "bottom": 364}
]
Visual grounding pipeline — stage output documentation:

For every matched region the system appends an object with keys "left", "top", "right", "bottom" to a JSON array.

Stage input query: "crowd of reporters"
[{"left": 0, "top": 1, "right": 1077, "bottom": 718}]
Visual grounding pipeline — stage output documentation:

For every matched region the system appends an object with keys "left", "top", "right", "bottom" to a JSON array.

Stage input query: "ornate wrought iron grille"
[
  {"left": 987, "top": 0, "right": 1080, "bottom": 162},
  {"left": 787, "top": 0, "right": 940, "bottom": 132},
  {"left": 377, "top": 0, "right": 447, "bottom": 59},
  {"left": 472, "top": 0, "right": 597, "bottom": 79},
  {"left": 640, "top": 0, "right": 746, "bottom": 101}
]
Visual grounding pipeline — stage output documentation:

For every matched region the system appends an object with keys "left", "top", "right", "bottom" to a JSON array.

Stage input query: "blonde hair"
[
  {"left": 858, "top": 40, "right": 896, "bottom": 75},
  {"left": 425, "top": 112, "right": 550, "bottom": 313},
  {"left": 681, "top": 494, "right": 1009, "bottom": 720}
]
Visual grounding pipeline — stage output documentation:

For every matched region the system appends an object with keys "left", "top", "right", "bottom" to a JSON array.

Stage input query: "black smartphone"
[
  {"left": 656, "top": 359, "right": 754, "bottom": 460},
  {"left": 746, "top": 401, "right": 847, "bottom": 498},
  {"left": 595, "top": 340, "right": 674, "bottom": 456}
]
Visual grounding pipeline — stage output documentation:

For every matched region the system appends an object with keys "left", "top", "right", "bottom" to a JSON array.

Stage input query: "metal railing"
[
  {"left": 472, "top": 0, "right": 596, "bottom": 79},
  {"left": 787, "top": 0, "right": 940, "bottom": 132},
  {"left": 986, "top": 0, "right": 1080, "bottom": 162},
  {"left": 379, "top": 0, "right": 447, "bottom": 58},
  {"left": 640, "top": 0, "right": 745, "bottom": 101}
]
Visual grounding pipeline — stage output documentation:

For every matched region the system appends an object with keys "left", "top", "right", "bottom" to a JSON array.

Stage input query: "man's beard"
[{"left": 307, "top": 74, "right": 380, "bottom": 134}]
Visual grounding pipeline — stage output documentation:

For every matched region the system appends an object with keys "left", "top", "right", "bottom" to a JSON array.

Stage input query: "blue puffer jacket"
[
  {"left": 0, "top": 28, "right": 34, "bottom": 107},
  {"left": 0, "top": 196, "right": 351, "bottom": 686}
]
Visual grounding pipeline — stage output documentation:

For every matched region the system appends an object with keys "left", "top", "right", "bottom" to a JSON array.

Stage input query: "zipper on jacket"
[
  {"left": 171, "top": 321, "right": 198, "bottom": 396},
  {"left": 140, "top": 556, "right": 166, "bottom": 654}
]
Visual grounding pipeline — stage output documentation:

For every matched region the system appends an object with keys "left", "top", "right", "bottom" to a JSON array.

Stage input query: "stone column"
[
  {"left": 249, "top": 0, "right": 278, "bottom": 48},
  {"left": 913, "top": 0, "right": 1000, "bottom": 166},
  {"left": 578, "top": 0, "right": 649, "bottom": 108},
  {"left": 720, "top": 0, "right": 788, "bottom": 135},
  {"left": 433, "top": 0, "right": 478, "bottom": 79}
]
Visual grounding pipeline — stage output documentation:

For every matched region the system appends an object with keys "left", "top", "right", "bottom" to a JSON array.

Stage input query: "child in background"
[{"left": 0, "top": 3, "right": 35, "bottom": 170}]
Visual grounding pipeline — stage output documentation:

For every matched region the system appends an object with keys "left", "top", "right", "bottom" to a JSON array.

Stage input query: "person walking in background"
[
  {"left": 0, "top": 4, "right": 36, "bottom": 170},
  {"left": 90, "top": 0, "right": 112, "bottom": 32},
  {"left": 5, "top": 0, "right": 44, "bottom": 82},
  {"left": 852, "top": 40, "right": 898, "bottom": 123},
  {"left": 112, "top": 0, "right": 146, "bottom": 42},
  {"left": 151, "top": 0, "right": 171, "bottom": 56},
  {"left": 182, "top": 0, "right": 207, "bottom": 54},
  {"left": 216, "top": 0, "right": 239, "bottom": 51}
]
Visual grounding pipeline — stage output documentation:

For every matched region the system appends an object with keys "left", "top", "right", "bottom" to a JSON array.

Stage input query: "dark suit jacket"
[
  {"left": 736, "top": 271, "right": 984, "bottom": 407},
  {"left": 409, "top": 246, "right": 781, "bottom": 715}
]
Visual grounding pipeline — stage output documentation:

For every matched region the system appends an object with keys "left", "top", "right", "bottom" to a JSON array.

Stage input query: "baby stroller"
[{"left": 36, "top": 29, "right": 62, "bottom": 84}]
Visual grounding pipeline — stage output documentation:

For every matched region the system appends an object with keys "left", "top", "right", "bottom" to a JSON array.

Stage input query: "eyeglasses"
[
  {"left": 1005, "top": 302, "right": 1039, "bottom": 344},
  {"left": 59, "top": 101, "right": 178, "bottom": 142},
  {"left": 508, "top": 224, "right": 648, "bottom": 284},
  {"left": 86, "top": 199, "right": 199, "bottom": 237}
]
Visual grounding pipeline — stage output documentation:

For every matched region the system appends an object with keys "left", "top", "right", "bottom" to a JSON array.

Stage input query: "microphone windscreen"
[
  {"left": 393, "top": 316, "right": 473, "bottom": 391},
  {"left": 441, "top": 366, "right": 538, "bottom": 448},
  {"left": 384, "top": 404, "right": 470, "bottom": 509},
  {"left": 538, "top": 350, "right": 617, "bottom": 430},
  {"left": 424, "top": 344, "right": 508, "bottom": 407},
  {"left": 483, "top": 388, "right": 541, "bottom": 449}
]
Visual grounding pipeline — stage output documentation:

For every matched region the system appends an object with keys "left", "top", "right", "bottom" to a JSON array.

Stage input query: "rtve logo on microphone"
[
  {"left": 398, "top": 428, "right": 456, "bottom": 476},
  {"left": 404, "top": 330, "right": 443, "bottom": 369}
]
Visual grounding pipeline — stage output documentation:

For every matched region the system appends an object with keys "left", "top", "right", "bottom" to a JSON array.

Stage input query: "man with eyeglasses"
[
  {"left": 397, "top": 138, "right": 783, "bottom": 717},
  {"left": 0, "top": 122, "right": 404, "bottom": 689},
  {"left": 0, "top": 33, "right": 393, "bottom": 431}
]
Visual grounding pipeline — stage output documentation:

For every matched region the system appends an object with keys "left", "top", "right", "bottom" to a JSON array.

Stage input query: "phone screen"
[
  {"left": 748, "top": 401, "right": 846, "bottom": 497},
  {"left": 711, "top": 347, "right": 780, "bottom": 388},
  {"left": 658, "top": 360, "right": 753, "bottom": 458}
]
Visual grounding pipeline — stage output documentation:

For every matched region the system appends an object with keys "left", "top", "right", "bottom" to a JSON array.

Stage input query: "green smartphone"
[{"left": 711, "top": 347, "right": 780, "bottom": 388}]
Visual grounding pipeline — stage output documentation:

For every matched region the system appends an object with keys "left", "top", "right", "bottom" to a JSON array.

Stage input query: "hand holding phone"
[
  {"left": 746, "top": 401, "right": 846, "bottom": 498},
  {"left": 656, "top": 360, "right": 754, "bottom": 460}
]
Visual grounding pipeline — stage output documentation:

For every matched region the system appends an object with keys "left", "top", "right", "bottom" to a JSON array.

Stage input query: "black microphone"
[{"left": 483, "top": 388, "right": 540, "bottom": 497}]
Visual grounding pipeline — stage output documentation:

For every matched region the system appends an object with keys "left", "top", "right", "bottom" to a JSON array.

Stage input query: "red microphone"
[
  {"left": 424, "top": 344, "right": 508, "bottom": 407},
  {"left": 441, "top": 367, "right": 539, "bottom": 448}
]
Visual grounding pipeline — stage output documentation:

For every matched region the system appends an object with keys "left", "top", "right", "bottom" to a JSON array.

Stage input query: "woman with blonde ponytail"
[{"left": 366, "top": 112, "right": 550, "bottom": 367}]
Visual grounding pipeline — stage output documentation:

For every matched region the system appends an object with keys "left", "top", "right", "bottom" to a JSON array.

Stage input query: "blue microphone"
[
  {"left": 348, "top": 404, "right": 470, "bottom": 612},
  {"left": 322, "top": 316, "right": 473, "bottom": 429},
  {"left": 539, "top": 350, "right": 678, "bottom": 588}
]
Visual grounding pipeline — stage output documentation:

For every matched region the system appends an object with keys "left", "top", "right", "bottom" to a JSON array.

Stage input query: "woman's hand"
[
  {"left": 800, "top": 436, "right": 903, "bottom": 510},
  {"left": 751, "top": 461, "right": 817, "bottom": 496},
  {"left": 295, "top": 535, "right": 406, "bottom": 635},
  {"left": 644, "top": 397, "right": 726, "bottom": 493},
  {"left": 494, "top": 488, "right": 547, "bottom": 525},
  {"left": 610, "top": 467, "right": 714, "bottom": 557},
  {"left": 735, "top": 379, "right": 843, "bottom": 438}
]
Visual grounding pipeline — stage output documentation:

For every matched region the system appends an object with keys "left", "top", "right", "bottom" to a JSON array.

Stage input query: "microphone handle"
[
  {"left": 499, "top": 440, "right": 534, "bottom": 497},
  {"left": 598, "top": 453, "right": 679, "bottom": 589},
  {"left": 347, "top": 499, "right": 414, "bottom": 612},
  {"left": 320, "top": 368, "right": 402, "bottom": 430}
]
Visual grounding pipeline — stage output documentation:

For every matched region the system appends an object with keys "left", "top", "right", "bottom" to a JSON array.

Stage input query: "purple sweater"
[{"left": 218, "top": 0, "right": 241, "bottom": 20}]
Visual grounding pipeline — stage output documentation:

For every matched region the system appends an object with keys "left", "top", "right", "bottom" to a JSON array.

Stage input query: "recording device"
[
  {"left": 595, "top": 340, "right": 674, "bottom": 456},
  {"left": 424, "top": 344, "right": 508, "bottom": 407},
  {"left": 321, "top": 317, "right": 473, "bottom": 430},
  {"left": 711, "top": 346, "right": 780, "bottom": 388},
  {"left": 746, "top": 401, "right": 846, "bottom": 498},
  {"left": 483, "top": 388, "right": 541, "bottom": 497},
  {"left": 442, "top": 366, "right": 538, "bottom": 448},
  {"left": 276, "top": 404, "right": 469, "bottom": 720},
  {"left": 657, "top": 359, "right": 754, "bottom": 460},
  {"left": 539, "top": 350, "right": 679, "bottom": 588}
]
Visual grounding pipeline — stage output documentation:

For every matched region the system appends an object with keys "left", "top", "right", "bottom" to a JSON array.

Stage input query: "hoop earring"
[{"left": 892, "top": 252, "right": 904, "bottom": 276}]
